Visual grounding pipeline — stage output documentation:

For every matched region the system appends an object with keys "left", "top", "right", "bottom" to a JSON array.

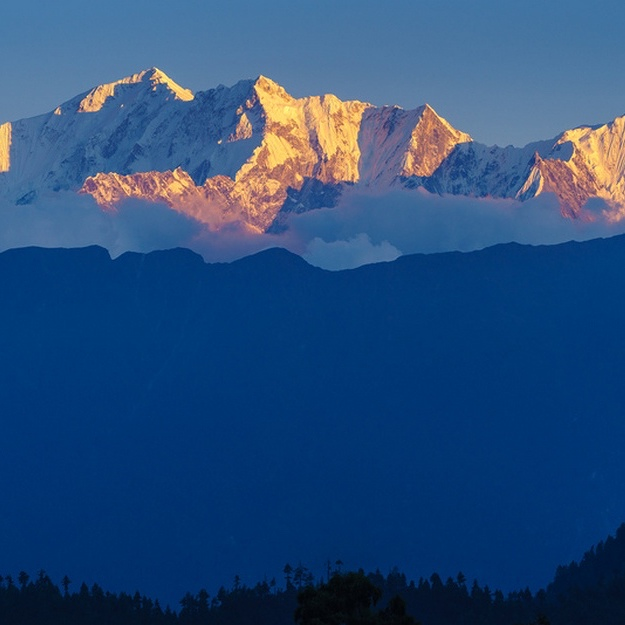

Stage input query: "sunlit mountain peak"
[{"left": 75, "top": 67, "right": 194, "bottom": 113}]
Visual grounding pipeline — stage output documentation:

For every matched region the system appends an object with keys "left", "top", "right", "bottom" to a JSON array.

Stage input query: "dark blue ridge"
[{"left": 0, "top": 236, "right": 624, "bottom": 607}]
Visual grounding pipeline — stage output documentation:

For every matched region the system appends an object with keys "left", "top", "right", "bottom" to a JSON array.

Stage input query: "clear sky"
[{"left": 1, "top": 0, "right": 624, "bottom": 147}]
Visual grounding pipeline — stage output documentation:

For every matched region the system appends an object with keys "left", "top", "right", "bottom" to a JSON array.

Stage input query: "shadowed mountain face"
[
  {"left": 3, "top": 68, "right": 625, "bottom": 231},
  {"left": 1, "top": 238, "right": 625, "bottom": 604}
]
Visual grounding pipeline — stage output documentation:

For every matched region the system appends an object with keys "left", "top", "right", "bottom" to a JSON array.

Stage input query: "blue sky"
[{"left": 1, "top": 0, "right": 624, "bottom": 147}]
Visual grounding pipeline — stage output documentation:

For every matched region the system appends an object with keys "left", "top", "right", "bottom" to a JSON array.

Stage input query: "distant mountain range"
[{"left": 2, "top": 67, "right": 625, "bottom": 233}]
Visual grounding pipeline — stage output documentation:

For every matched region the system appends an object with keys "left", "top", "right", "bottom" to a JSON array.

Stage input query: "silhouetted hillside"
[
  {"left": 1, "top": 238, "right": 625, "bottom": 600},
  {"left": 4, "top": 524, "right": 625, "bottom": 625}
]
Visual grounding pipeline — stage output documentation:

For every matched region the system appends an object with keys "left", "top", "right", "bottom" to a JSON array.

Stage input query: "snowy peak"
[
  {"left": 147, "top": 67, "right": 194, "bottom": 100},
  {"left": 357, "top": 102, "right": 470, "bottom": 185},
  {"left": 4, "top": 68, "right": 625, "bottom": 230},
  {"left": 511, "top": 117, "right": 625, "bottom": 216},
  {"left": 73, "top": 67, "right": 194, "bottom": 114},
  {"left": 403, "top": 103, "right": 471, "bottom": 177},
  {"left": 420, "top": 103, "right": 468, "bottom": 136},
  {"left": 252, "top": 75, "right": 291, "bottom": 101}
]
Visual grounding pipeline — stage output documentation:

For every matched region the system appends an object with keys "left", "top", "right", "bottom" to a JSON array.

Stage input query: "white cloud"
[
  {"left": 286, "top": 187, "right": 625, "bottom": 262},
  {"left": 188, "top": 221, "right": 289, "bottom": 264},
  {"left": 0, "top": 193, "right": 201, "bottom": 256},
  {"left": 1, "top": 187, "right": 625, "bottom": 271},
  {"left": 303, "top": 233, "right": 400, "bottom": 270}
]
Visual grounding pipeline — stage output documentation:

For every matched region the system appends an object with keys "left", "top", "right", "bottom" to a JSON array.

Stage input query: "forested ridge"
[{"left": 3, "top": 524, "right": 625, "bottom": 625}]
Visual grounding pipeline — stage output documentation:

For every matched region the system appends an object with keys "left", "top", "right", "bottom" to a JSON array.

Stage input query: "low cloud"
[
  {"left": 189, "top": 221, "right": 288, "bottom": 264},
  {"left": 0, "top": 192, "right": 202, "bottom": 256},
  {"left": 287, "top": 187, "right": 625, "bottom": 259},
  {"left": 302, "top": 233, "right": 400, "bottom": 270},
  {"left": 1, "top": 187, "right": 625, "bottom": 270}
]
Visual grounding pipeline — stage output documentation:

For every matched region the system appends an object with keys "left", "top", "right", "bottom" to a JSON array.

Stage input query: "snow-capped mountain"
[{"left": 2, "top": 67, "right": 625, "bottom": 230}]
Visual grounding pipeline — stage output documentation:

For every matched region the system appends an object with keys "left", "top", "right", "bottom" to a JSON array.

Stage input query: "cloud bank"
[
  {"left": 1, "top": 188, "right": 625, "bottom": 270},
  {"left": 0, "top": 192, "right": 201, "bottom": 257},
  {"left": 289, "top": 188, "right": 625, "bottom": 260}
]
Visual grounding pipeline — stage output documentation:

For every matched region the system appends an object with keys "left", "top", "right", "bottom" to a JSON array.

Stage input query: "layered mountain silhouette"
[{"left": 2, "top": 68, "right": 625, "bottom": 232}]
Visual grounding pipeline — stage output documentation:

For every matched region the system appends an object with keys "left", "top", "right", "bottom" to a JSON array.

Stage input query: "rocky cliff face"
[{"left": 2, "top": 67, "right": 625, "bottom": 229}]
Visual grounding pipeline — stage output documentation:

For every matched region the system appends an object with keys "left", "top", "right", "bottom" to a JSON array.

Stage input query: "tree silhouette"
[
  {"left": 295, "top": 571, "right": 420, "bottom": 625},
  {"left": 283, "top": 563, "right": 294, "bottom": 589},
  {"left": 61, "top": 575, "right": 71, "bottom": 597},
  {"left": 378, "top": 595, "right": 419, "bottom": 625}
]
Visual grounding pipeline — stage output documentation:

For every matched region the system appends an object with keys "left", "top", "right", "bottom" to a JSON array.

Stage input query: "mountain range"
[
  {"left": 2, "top": 68, "right": 625, "bottom": 605},
  {"left": 2, "top": 67, "right": 625, "bottom": 234}
]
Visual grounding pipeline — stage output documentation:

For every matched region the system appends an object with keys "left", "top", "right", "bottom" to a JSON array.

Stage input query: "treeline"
[
  {"left": 542, "top": 523, "right": 625, "bottom": 624},
  {"left": 0, "top": 570, "right": 177, "bottom": 625},
  {"left": 3, "top": 523, "right": 625, "bottom": 625},
  {"left": 0, "top": 567, "right": 545, "bottom": 625}
]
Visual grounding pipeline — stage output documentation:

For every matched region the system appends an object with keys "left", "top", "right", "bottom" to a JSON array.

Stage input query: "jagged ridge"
[{"left": 2, "top": 68, "right": 625, "bottom": 229}]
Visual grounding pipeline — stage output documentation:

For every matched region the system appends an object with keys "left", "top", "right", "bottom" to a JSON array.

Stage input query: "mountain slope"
[
  {"left": 517, "top": 118, "right": 625, "bottom": 216},
  {"left": 2, "top": 68, "right": 625, "bottom": 229},
  {"left": 74, "top": 74, "right": 471, "bottom": 230}
]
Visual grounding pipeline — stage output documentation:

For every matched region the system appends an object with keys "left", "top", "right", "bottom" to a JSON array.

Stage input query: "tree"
[
  {"left": 296, "top": 571, "right": 380, "bottom": 625},
  {"left": 197, "top": 588, "right": 209, "bottom": 616},
  {"left": 284, "top": 563, "right": 294, "bottom": 589},
  {"left": 294, "top": 563, "right": 311, "bottom": 589},
  {"left": 62, "top": 575, "right": 72, "bottom": 597},
  {"left": 179, "top": 591, "right": 198, "bottom": 624},
  {"left": 378, "top": 595, "right": 419, "bottom": 625},
  {"left": 295, "top": 571, "right": 420, "bottom": 625}
]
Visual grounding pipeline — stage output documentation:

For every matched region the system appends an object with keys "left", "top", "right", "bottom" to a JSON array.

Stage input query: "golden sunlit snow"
[
  {"left": 77, "top": 68, "right": 193, "bottom": 113},
  {"left": 79, "top": 73, "right": 469, "bottom": 230},
  {"left": 0, "top": 123, "right": 10, "bottom": 173}
]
